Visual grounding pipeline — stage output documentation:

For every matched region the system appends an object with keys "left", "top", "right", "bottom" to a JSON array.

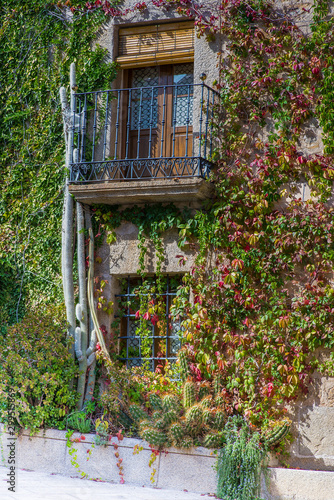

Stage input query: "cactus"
[
  {"left": 132, "top": 370, "right": 231, "bottom": 451},
  {"left": 180, "top": 437, "right": 194, "bottom": 449},
  {"left": 198, "top": 382, "right": 210, "bottom": 400},
  {"left": 139, "top": 419, "right": 151, "bottom": 432},
  {"left": 215, "top": 395, "right": 224, "bottom": 407},
  {"left": 185, "top": 404, "right": 204, "bottom": 435},
  {"left": 203, "top": 408, "right": 214, "bottom": 426},
  {"left": 169, "top": 422, "right": 186, "bottom": 445},
  {"left": 214, "top": 373, "right": 223, "bottom": 396},
  {"left": 149, "top": 393, "right": 163, "bottom": 411},
  {"left": 262, "top": 421, "right": 290, "bottom": 447},
  {"left": 141, "top": 428, "right": 169, "bottom": 448},
  {"left": 203, "top": 431, "right": 225, "bottom": 449},
  {"left": 154, "top": 417, "right": 165, "bottom": 430},
  {"left": 178, "top": 350, "right": 189, "bottom": 382},
  {"left": 200, "top": 396, "right": 213, "bottom": 408},
  {"left": 214, "top": 409, "right": 226, "bottom": 430},
  {"left": 162, "top": 394, "right": 180, "bottom": 412},
  {"left": 129, "top": 404, "right": 147, "bottom": 423},
  {"left": 183, "top": 381, "right": 196, "bottom": 408},
  {"left": 162, "top": 409, "right": 178, "bottom": 427}
]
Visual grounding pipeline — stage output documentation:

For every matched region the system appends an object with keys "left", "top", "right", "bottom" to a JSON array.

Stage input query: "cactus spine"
[
  {"left": 178, "top": 350, "right": 189, "bottom": 382},
  {"left": 128, "top": 368, "right": 231, "bottom": 450},
  {"left": 183, "top": 381, "right": 196, "bottom": 408},
  {"left": 214, "top": 373, "right": 223, "bottom": 396},
  {"left": 185, "top": 404, "right": 204, "bottom": 435},
  {"left": 169, "top": 422, "right": 186, "bottom": 446},
  {"left": 214, "top": 409, "right": 226, "bottom": 430},
  {"left": 129, "top": 404, "right": 147, "bottom": 422},
  {"left": 142, "top": 428, "right": 168, "bottom": 448},
  {"left": 162, "top": 394, "right": 179, "bottom": 412},
  {"left": 203, "top": 431, "right": 224, "bottom": 449},
  {"left": 149, "top": 393, "right": 163, "bottom": 411},
  {"left": 262, "top": 421, "right": 290, "bottom": 447},
  {"left": 203, "top": 408, "right": 214, "bottom": 426}
]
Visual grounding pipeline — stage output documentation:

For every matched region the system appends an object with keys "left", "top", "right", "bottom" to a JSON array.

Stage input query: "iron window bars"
[
  {"left": 68, "top": 82, "right": 220, "bottom": 183},
  {"left": 115, "top": 275, "right": 183, "bottom": 370}
]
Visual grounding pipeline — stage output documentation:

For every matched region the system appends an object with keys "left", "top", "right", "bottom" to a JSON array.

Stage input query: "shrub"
[
  {"left": 216, "top": 416, "right": 265, "bottom": 500},
  {"left": 0, "top": 304, "right": 78, "bottom": 432}
]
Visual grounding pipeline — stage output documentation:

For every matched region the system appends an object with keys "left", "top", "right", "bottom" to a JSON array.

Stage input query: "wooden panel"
[
  {"left": 117, "top": 50, "right": 194, "bottom": 69},
  {"left": 172, "top": 127, "right": 193, "bottom": 158},
  {"left": 129, "top": 130, "right": 159, "bottom": 161}
]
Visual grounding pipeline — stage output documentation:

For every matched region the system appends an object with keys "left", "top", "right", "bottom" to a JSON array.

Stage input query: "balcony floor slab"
[{"left": 68, "top": 177, "right": 214, "bottom": 205}]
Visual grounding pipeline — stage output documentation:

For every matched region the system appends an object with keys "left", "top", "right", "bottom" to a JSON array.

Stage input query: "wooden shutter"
[{"left": 117, "top": 22, "right": 194, "bottom": 68}]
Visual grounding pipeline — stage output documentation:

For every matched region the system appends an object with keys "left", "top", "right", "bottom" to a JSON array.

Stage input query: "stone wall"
[
  {"left": 1, "top": 425, "right": 334, "bottom": 499},
  {"left": 90, "top": 0, "right": 334, "bottom": 475}
]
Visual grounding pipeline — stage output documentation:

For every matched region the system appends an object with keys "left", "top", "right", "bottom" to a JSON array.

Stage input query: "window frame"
[{"left": 115, "top": 275, "right": 183, "bottom": 371}]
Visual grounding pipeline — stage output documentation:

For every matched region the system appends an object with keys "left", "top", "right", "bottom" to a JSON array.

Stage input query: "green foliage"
[
  {"left": 0, "top": 304, "right": 78, "bottom": 432},
  {"left": 311, "top": 4, "right": 334, "bottom": 154},
  {"left": 94, "top": 417, "right": 109, "bottom": 446},
  {"left": 216, "top": 417, "right": 264, "bottom": 500},
  {"left": 0, "top": 260, "right": 24, "bottom": 335},
  {"left": 67, "top": 411, "right": 92, "bottom": 434},
  {"left": 214, "top": 374, "right": 223, "bottom": 397},
  {"left": 0, "top": 2, "right": 118, "bottom": 320}
]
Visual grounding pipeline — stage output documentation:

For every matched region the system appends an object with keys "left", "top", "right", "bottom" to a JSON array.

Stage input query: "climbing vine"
[{"left": 0, "top": 1, "right": 118, "bottom": 329}]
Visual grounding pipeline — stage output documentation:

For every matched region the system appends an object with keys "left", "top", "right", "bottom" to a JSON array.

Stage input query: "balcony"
[{"left": 68, "top": 82, "right": 220, "bottom": 205}]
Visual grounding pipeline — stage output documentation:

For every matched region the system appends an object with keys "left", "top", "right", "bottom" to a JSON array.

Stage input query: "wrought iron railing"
[{"left": 68, "top": 82, "right": 220, "bottom": 183}]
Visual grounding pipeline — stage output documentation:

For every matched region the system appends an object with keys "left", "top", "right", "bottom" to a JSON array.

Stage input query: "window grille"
[{"left": 115, "top": 275, "right": 183, "bottom": 371}]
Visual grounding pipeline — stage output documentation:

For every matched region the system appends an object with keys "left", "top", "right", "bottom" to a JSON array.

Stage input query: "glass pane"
[
  {"left": 131, "top": 67, "right": 159, "bottom": 130},
  {"left": 173, "top": 63, "right": 194, "bottom": 127}
]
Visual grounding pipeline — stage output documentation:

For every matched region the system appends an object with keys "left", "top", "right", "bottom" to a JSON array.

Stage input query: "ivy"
[{"left": 0, "top": 1, "right": 118, "bottom": 325}]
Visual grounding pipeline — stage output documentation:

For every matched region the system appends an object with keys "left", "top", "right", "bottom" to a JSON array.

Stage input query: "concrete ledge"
[
  {"left": 262, "top": 468, "right": 334, "bottom": 500},
  {"left": 0, "top": 425, "right": 217, "bottom": 493},
  {"left": 1, "top": 425, "right": 334, "bottom": 499},
  {"left": 69, "top": 177, "right": 214, "bottom": 205}
]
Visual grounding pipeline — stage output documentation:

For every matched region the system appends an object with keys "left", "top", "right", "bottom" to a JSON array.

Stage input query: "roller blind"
[{"left": 117, "top": 21, "right": 194, "bottom": 68}]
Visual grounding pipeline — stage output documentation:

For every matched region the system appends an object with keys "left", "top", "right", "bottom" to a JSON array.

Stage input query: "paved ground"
[{"left": 0, "top": 467, "right": 217, "bottom": 500}]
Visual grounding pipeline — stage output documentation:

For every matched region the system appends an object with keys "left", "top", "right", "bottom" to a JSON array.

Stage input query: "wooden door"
[
  {"left": 123, "top": 63, "right": 194, "bottom": 178},
  {"left": 165, "top": 63, "right": 194, "bottom": 160}
]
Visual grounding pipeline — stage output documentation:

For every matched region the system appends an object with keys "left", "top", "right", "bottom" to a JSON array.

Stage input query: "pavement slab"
[{"left": 0, "top": 467, "right": 217, "bottom": 500}]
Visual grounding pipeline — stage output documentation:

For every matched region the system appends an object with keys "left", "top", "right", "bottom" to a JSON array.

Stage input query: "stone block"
[
  {"left": 63, "top": 434, "right": 154, "bottom": 486},
  {"left": 157, "top": 446, "right": 217, "bottom": 494},
  {"left": 69, "top": 178, "right": 214, "bottom": 207},
  {"left": 298, "top": 406, "right": 334, "bottom": 459},
  {"left": 110, "top": 224, "right": 196, "bottom": 275},
  {"left": 261, "top": 468, "right": 334, "bottom": 500},
  {"left": 0, "top": 427, "right": 67, "bottom": 475},
  {"left": 319, "top": 378, "right": 334, "bottom": 407}
]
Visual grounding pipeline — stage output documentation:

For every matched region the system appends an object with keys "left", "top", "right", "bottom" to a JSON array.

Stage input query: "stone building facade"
[{"left": 67, "top": 0, "right": 334, "bottom": 474}]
